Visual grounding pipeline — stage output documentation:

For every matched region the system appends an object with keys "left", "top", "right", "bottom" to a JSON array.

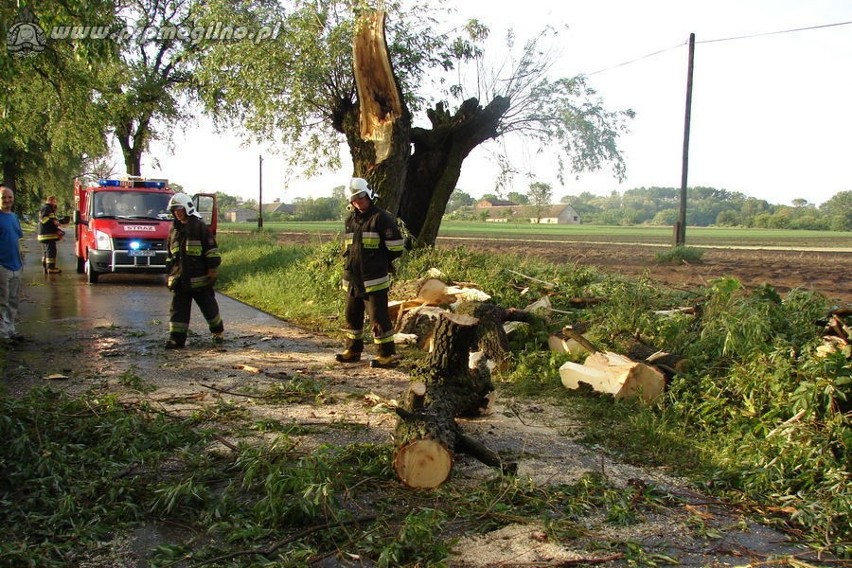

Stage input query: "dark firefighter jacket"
[
  {"left": 166, "top": 216, "right": 221, "bottom": 291},
  {"left": 342, "top": 202, "right": 404, "bottom": 296},
  {"left": 37, "top": 204, "right": 62, "bottom": 241}
]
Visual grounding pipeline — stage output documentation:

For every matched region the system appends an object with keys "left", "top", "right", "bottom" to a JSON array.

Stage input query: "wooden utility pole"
[
  {"left": 676, "top": 33, "right": 695, "bottom": 247},
  {"left": 258, "top": 155, "right": 264, "bottom": 229}
]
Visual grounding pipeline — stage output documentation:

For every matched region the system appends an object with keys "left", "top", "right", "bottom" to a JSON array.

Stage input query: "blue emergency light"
[
  {"left": 129, "top": 241, "right": 141, "bottom": 251},
  {"left": 97, "top": 178, "right": 167, "bottom": 188}
]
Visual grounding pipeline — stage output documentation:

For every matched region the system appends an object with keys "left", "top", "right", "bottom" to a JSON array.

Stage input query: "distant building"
[
  {"left": 523, "top": 204, "right": 581, "bottom": 224},
  {"left": 262, "top": 199, "right": 295, "bottom": 215},
  {"left": 225, "top": 208, "right": 256, "bottom": 223},
  {"left": 472, "top": 200, "right": 581, "bottom": 224},
  {"left": 476, "top": 198, "right": 518, "bottom": 208}
]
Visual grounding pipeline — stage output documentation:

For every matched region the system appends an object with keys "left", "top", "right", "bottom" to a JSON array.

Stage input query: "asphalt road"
[{"left": 14, "top": 232, "right": 286, "bottom": 345}]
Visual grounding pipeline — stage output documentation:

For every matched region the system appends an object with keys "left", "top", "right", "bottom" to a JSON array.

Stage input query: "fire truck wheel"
[{"left": 85, "top": 259, "right": 99, "bottom": 284}]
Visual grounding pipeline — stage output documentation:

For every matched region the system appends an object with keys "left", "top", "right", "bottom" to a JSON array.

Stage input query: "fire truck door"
[{"left": 193, "top": 193, "right": 218, "bottom": 236}]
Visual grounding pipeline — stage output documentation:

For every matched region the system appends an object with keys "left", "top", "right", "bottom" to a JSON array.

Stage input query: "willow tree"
[
  {"left": 0, "top": 2, "right": 115, "bottom": 209},
  {"left": 193, "top": 0, "right": 633, "bottom": 246},
  {"left": 99, "top": 0, "right": 203, "bottom": 176}
]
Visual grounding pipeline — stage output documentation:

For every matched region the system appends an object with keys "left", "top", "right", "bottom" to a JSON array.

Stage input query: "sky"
[{"left": 140, "top": 0, "right": 852, "bottom": 207}]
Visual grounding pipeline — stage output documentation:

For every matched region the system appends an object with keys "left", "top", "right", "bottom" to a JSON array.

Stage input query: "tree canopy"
[{"left": 190, "top": 0, "right": 633, "bottom": 245}]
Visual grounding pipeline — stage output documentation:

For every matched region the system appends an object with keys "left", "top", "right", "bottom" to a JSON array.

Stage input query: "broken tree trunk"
[
  {"left": 454, "top": 301, "right": 544, "bottom": 369},
  {"left": 393, "top": 312, "right": 509, "bottom": 488}
]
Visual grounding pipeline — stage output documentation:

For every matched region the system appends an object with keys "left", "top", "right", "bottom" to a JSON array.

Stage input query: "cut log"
[
  {"left": 559, "top": 351, "right": 665, "bottom": 403},
  {"left": 398, "top": 305, "right": 447, "bottom": 349},
  {"left": 547, "top": 335, "right": 589, "bottom": 356},
  {"left": 393, "top": 438, "right": 454, "bottom": 489},
  {"left": 388, "top": 299, "right": 422, "bottom": 323},
  {"left": 394, "top": 312, "right": 507, "bottom": 488},
  {"left": 416, "top": 278, "right": 457, "bottom": 305}
]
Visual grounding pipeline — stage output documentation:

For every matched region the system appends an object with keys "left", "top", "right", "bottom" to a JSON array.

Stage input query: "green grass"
[
  {"left": 2, "top": 230, "right": 849, "bottom": 565},
  {"left": 212, "top": 233, "right": 850, "bottom": 555}
]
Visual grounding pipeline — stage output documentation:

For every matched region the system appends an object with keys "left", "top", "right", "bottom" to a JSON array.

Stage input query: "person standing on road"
[
  {"left": 0, "top": 186, "right": 25, "bottom": 344},
  {"left": 336, "top": 177, "right": 405, "bottom": 368},
  {"left": 164, "top": 193, "right": 224, "bottom": 349},
  {"left": 37, "top": 195, "right": 64, "bottom": 274}
]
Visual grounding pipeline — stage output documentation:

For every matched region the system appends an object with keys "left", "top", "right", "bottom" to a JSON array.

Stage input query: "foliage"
[
  {"left": 213, "top": 234, "right": 849, "bottom": 554},
  {"left": 0, "top": 382, "right": 705, "bottom": 566},
  {"left": 559, "top": 186, "right": 850, "bottom": 230},
  {"left": 655, "top": 245, "right": 704, "bottom": 264},
  {"left": 0, "top": 388, "right": 209, "bottom": 566},
  {"left": 0, "top": 1, "right": 116, "bottom": 209}
]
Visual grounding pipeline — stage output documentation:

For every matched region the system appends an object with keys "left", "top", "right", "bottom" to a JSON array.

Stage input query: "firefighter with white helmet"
[
  {"left": 337, "top": 177, "right": 405, "bottom": 368},
  {"left": 164, "top": 193, "right": 224, "bottom": 348}
]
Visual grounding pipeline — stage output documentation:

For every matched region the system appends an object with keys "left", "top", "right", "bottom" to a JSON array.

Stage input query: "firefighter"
[
  {"left": 336, "top": 178, "right": 405, "bottom": 368},
  {"left": 164, "top": 193, "right": 224, "bottom": 349},
  {"left": 37, "top": 195, "right": 64, "bottom": 274}
]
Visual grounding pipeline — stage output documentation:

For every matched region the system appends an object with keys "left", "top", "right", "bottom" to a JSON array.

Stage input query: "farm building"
[
  {"left": 473, "top": 201, "right": 582, "bottom": 224},
  {"left": 523, "top": 204, "right": 581, "bottom": 224},
  {"left": 262, "top": 200, "right": 295, "bottom": 215},
  {"left": 224, "top": 208, "right": 256, "bottom": 222}
]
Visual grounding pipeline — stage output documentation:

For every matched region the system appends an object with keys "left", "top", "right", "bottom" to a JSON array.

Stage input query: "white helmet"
[
  {"left": 347, "top": 177, "right": 374, "bottom": 202},
  {"left": 168, "top": 192, "right": 201, "bottom": 218}
]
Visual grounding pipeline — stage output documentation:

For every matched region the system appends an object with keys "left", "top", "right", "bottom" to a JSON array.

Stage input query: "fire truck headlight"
[{"left": 94, "top": 230, "right": 113, "bottom": 250}]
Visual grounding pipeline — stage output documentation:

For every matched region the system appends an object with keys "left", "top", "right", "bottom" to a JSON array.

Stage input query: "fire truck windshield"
[{"left": 94, "top": 192, "right": 173, "bottom": 220}]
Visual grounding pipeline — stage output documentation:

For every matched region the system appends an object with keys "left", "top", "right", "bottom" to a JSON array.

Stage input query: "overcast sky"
[{"left": 142, "top": 0, "right": 852, "bottom": 207}]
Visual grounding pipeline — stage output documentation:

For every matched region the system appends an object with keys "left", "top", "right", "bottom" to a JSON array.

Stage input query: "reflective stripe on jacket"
[
  {"left": 37, "top": 204, "right": 61, "bottom": 241},
  {"left": 342, "top": 203, "right": 403, "bottom": 296},
  {"left": 166, "top": 216, "right": 220, "bottom": 290}
]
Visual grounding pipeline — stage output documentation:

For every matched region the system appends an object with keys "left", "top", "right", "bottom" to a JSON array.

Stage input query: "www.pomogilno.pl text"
[{"left": 50, "top": 22, "right": 282, "bottom": 45}]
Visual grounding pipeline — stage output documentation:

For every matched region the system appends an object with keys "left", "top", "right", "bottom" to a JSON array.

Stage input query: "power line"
[
  {"left": 698, "top": 19, "right": 852, "bottom": 44},
  {"left": 585, "top": 42, "right": 685, "bottom": 76},
  {"left": 583, "top": 19, "right": 852, "bottom": 77}
]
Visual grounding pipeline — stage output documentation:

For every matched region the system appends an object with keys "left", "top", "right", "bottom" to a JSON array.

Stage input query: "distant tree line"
[
  {"left": 445, "top": 186, "right": 851, "bottom": 231},
  {"left": 222, "top": 185, "right": 850, "bottom": 231}
]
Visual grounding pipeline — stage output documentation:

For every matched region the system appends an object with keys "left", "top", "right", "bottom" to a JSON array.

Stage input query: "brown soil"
[
  {"left": 283, "top": 231, "right": 852, "bottom": 303},
  {"left": 433, "top": 237, "right": 852, "bottom": 303}
]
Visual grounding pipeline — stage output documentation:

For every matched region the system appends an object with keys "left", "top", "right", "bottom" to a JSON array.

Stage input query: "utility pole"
[
  {"left": 676, "top": 33, "right": 695, "bottom": 247},
  {"left": 258, "top": 155, "right": 263, "bottom": 230}
]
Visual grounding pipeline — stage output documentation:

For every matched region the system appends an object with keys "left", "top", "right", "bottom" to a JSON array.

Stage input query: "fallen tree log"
[
  {"left": 559, "top": 351, "right": 665, "bottom": 403},
  {"left": 393, "top": 312, "right": 511, "bottom": 488}
]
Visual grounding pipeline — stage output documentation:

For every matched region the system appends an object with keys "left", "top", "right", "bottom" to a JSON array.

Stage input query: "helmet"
[
  {"left": 347, "top": 178, "right": 374, "bottom": 202},
  {"left": 168, "top": 192, "right": 201, "bottom": 218}
]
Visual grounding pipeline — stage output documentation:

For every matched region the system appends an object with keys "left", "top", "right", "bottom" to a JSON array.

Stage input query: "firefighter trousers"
[
  {"left": 168, "top": 285, "right": 224, "bottom": 343},
  {"left": 343, "top": 288, "right": 395, "bottom": 357},
  {"left": 41, "top": 241, "right": 58, "bottom": 269}
]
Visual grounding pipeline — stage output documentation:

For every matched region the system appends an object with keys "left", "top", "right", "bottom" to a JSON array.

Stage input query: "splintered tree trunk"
[
  {"left": 349, "top": 11, "right": 411, "bottom": 215},
  {"left": 394, "top": 313, "right": 508, "bottom": 489}
]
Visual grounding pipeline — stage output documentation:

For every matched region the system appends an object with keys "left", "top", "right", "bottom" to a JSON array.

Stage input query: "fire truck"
[{"left": 72, "top": 177, "right": 217, "bottom": 284}]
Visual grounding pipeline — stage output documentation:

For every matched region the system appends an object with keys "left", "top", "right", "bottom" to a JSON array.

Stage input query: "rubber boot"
[
  {"left": 165, "top": 333, "right": 186, "bottom": 349},
  {"left": 370, "top": 341, "right": 399, "bottom": 369},
  {"left": 335, "top": 338, "right": 363, "bottom": 363}
]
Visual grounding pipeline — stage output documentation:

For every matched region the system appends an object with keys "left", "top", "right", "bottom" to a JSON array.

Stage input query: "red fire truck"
[{"left": 73, "top": 177, "right": 217, "bottom": 284}]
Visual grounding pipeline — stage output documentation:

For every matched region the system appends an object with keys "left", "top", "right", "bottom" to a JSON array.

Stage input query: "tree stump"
[{"left": 393, "top": 312, "right": 510, "bottom": 488}]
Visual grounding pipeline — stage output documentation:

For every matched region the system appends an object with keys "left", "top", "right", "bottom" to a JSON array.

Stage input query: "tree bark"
[
  {"left": 116, "top": 117, "right": 147, "bottom": 176},
  {"left": 400, "top": 96, "right": 510, "bottom": 245},
  {"left": 346, "top": 12, "right": 512, "bottom": 245},
  {"left": 393, "top": 312, "right": 506, "bottom": 488}
]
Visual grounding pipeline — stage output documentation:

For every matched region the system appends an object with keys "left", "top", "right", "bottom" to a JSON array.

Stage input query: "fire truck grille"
[{"left": 113, "top": 238, "right": 167, "bottom": 251}]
